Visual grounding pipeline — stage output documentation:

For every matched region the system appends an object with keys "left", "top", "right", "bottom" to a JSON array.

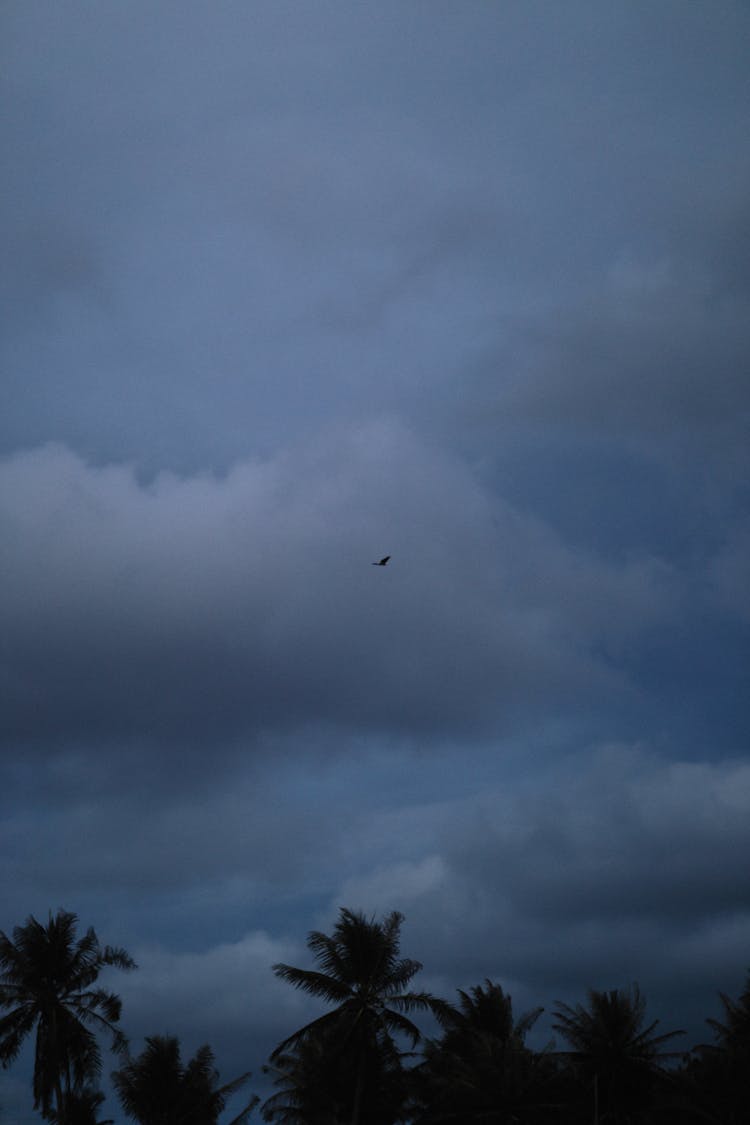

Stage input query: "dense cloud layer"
[
  {"left": 1, "top": 431, "right": 681, "bottom": 757},
  {"left": 11, "top": 744, "right": 739, "bottom": 1100},
  {"left": 1, "top": 3, "right": 749, "bottom": 1123}
]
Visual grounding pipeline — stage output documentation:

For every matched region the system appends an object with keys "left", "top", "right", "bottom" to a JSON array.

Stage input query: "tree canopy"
[
  {"left": 0, "top": 909, "right": 135, "bottom": 1123},
  {"left": 1, "top": 906, "right": 747, "bottom": 1125}
]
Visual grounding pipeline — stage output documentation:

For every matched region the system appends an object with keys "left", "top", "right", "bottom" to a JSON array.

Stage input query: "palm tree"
[
  {"left": 262, "top": 1022, "right": 408, "bottom": 1125},
  {"left": 0, "top": 909, "right": 135, "bottom": 1123},
  {"left": 552, "top": 985, "right": 683, "bottom": 1124},
  {"left": 271, "top": 908, "right": 442, "bottom": 1125},
  {"left": 706, "top": 971, "right": 750, "bottom": 1056},
  {"left": 49, "top": 1086, "right": 114, "bottom": 1125},
  {"left": 432, "top": 979, "right": 543, "bottom": 1051},
  {"left": 262, "top": 1031, "right": 343, "bottom": 1125},
  {"left": 112, "top": 1034, "right": 258, "bottom": 1125},
  {"left": 680, "top": 971, "right": 750, "bottom": 1125},
  {"left": 412, "top": 980, "right": 553, "bottom": 1123}
]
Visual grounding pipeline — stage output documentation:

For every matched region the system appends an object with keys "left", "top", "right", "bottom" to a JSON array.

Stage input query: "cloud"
[
  {"left": 1, "top": 6, "right": 748, "bottom": 1120},
  {"left": 93, "top": 930, "right": 315, "bottom": 1116},
  {"left": 710, "top": 523, "right": 750, "bottom": 623},
  {"left": 4, "top": 1, "right": 749, "bottom": 479},
  {"left": 325, "top": 745, "right": 750, "bottom": 1041},
  {"left": 116, "top": 930, "right": 308, "bottom": 1048},
  {"left": 469, "top": 256, "right": 750, "bottom": 478},
  {"left": 4, "top": 742, "right": 747, "bottom": 1103},
  {"left": 1, "top": 429, "right": 679, "bottom": 761}
]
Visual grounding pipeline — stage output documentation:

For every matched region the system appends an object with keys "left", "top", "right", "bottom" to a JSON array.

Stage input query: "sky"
[{"left": 1, "top": 1, "right": 749, "bottom": 1120}]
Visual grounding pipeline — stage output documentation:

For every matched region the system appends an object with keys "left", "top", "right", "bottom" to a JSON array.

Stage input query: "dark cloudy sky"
[{"left": 2, "top": 2, "right": 749, "bottom": 1120}]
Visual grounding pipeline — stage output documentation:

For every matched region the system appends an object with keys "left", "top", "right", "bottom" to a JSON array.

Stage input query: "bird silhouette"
[{"left": 372, "top": 555, "right": 391, "bottom": 566}]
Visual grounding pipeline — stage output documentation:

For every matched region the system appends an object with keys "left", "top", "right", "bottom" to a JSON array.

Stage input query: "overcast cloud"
[{"left": 1, "top": 2, "right": 749, "bottom": 1121}]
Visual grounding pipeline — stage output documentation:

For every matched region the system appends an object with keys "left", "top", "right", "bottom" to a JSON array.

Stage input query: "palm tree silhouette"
[
  {"left": 49, "top": 1085, "right": 114, "bottom": 1125},
  {"left": 0, "top": 909, "right": 135, "bottom": 1123},
  {"left": 552, "top": 985, "right": 683, "bottom": 1124},
  {"left": 262, "top": 1022, "right": 406, "bottom": 1125},
  {"left": 262, "top": 1032, "right": 341, "bottom": 1124},
  {"left": 706, "top": 971, "right": 750, "bottom": 1054},
  {"left": 112, "top": 1034, "right": 258, "bottom": 1125},
  {"left": 433, "top": 979, "right": 543, "bottom": 1048},
  {"left": 271, "top": 908, "right": 442, "bottom": 1125},
  {"left": 684, "top": 971, "right": 750, "bottom": 1125},
  {"left": 413, "top": 980, "right": 551, "bottom": 1123}
]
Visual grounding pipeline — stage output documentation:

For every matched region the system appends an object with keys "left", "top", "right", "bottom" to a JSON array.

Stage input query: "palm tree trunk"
[
  {"left": 593, "top": 1072, "right": 598, "bottom": 1125},
  {"left": 50, "top": 1006, "right": 66, "bottom": 1125},
  {"left": 350, "top": 1051, "right": 365, "bottom": 1125},
  {"left": 54, "top": 1077, "right": 66, "bottom": 1125}
]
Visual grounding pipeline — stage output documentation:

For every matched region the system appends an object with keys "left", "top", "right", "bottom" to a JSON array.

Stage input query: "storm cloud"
[
  {"left": 1, "top": 2, "right": 749, "bottom": 1122},
  {"left": 1, "top": 429, "right": 679, "bottom": 757}
]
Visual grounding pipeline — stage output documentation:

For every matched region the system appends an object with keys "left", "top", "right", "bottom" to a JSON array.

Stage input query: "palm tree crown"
[
  {"left": 706, "top": 970, "right": 750, "bottom": 1055},
  {"left": 413, "top": 980, "right": 549, "bottom": 1124},
  {"left": 0, "top": 909, "right": 135, "bottom": 1122},
  {"left": 271, "top": 908, "right": 442, "bottom": 1125},
  {"left": 552, "top": 984, "right": 683, "bottom": 1122},
  {"left": 552, "top": 984, "right": 681, "bottom": 1065},
  {"left": 271, "top": 908, "right": 441, "bottom": 1055},
  {"left": 112, "top": 1034, "right": 258, "bottom": 1125},
  {"left": 49, "top": 1085, "right": 114, "bottom": 1125},
  {"left": 435, "top": 979, "right": 543, "bottom": 1049}
]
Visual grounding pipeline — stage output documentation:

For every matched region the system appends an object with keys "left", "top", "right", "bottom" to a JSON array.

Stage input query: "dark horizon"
[{"left": 2, "top": 905, "right": 748, "bottom": 1122}]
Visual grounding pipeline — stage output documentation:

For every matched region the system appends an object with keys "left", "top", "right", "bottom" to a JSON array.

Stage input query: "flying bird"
[{"left": 372, "top": 555, "right": 391, "bottom": 566}]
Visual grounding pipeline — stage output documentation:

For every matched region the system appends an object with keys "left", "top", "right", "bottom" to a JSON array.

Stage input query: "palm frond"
[
  {"left": 100, "top": 945, "right": 137, "bottom": 972},
  {"left": 226, "top": 1093, "right": 261, "bottom": 1125},
  {"left": 306, "top": 930, "right": 347, "bottom": 982},
  {"left": 272, "top": 964, "right": 350, "bottom": 1003},
  {"left": 217, "top": 1066, "right": 254, "bottom": 1101},
  {"left": 270, "top": 1009, "right": 346, "bottom": 1060},
  {"left": 385, "top": 957, "right": 423, "bottom": 991},
  {"left": 380, "top": 1007, "right": 423, "bottom": 1046},
  {"left": 387, "top": 990, "right": 444, "bottom": 1016},
  {"left": 75, "top": 987, "right": 123, "bottom": 1024},
  {"left": 0, "top": 1004, "right": 37, "bottom": 1063}
]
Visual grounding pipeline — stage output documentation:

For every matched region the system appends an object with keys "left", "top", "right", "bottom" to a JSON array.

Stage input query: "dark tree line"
[{"left": 1, "top": 908, "right": 748, "bottom": 1124}]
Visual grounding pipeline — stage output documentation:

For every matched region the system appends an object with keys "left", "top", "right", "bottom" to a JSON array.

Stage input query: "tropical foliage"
[
  {"left": 551, "top": 985, "right": 684, "bottom": 1123},
  {"left": 48, "top": 1085, "right": 114, "bottom": 1125},
  {"left": 0, "top": 910, "right": 135, "bottom": 1122},
  {"left": 673, "top": 971, "right": 750, "bottom": 1125},
  {"left": 112, "top": 1034, "right": 258, "bottom": 1125},
  {"left": 263, "top": 1021, "right": 408, "bottom": 1125},
  {"left": 270, "top": 908, "right": 443, "bottom": 1125},
  {"left": 1, "top": 906, "right": 748, "bottom": 1124},
  {"left": 410, "top": 980, "right": 555, "bottom": 1124}
]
